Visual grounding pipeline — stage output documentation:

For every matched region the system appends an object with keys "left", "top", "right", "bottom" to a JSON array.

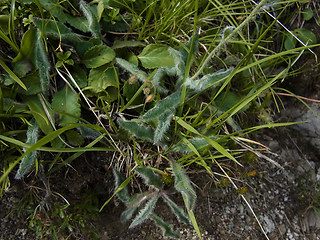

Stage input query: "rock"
[
  {"left": 262, "top": 215, "right": 275, "bottom": 234},
  {"left": 308, "top": 210, "right": 320, "bottom": 229}
]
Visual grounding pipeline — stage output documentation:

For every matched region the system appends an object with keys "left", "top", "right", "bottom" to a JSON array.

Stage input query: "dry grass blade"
[{"left": 213, "top": 157, "right": 271, "bottom": 240}]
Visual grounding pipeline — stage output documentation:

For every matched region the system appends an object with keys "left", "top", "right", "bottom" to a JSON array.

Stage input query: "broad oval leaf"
[
  {"left": 88, "top": 66, "right": 118, "bottom": 93},
  {"left": 82, "top": 45, "right": 115, "bottom": 68},
  {"left": 294, "top": 28, "right": 317, "bottom": 46},
  {"left": 138, "top": 44, "right": 176, "bottom": 69},
  {"left": 52, "top": 86, "right": 81, "bottom": 126}
]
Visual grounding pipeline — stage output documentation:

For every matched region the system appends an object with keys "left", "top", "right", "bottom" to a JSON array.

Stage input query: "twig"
[{"left": 274, "top": 92, "right": 320, "bottom": 103}]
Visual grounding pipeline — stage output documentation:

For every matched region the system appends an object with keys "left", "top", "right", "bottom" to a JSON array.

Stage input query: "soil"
[{"left": 2, "top": 22, "right": 320, "bottom": 240}]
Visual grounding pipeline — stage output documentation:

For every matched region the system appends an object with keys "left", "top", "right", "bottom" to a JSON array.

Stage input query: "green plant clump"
[{"left": 0, "top": 0, "right": 318, "bottom": 238}]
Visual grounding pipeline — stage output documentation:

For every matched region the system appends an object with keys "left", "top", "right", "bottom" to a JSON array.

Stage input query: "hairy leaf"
[
  {"left": 150, "top": 69, "right": 169, "bottom": 94},
  {"left": 120, "top": 207, "right": 138, "bottom": 222},
  {"left": 52, "top": 85, "right": 81, "bottom": 126},
  {"left": 15, "top": 119, "right": 39, "bottom": 179},
  {"left": 82, "top": 45, "right": 115, "bottom": 68},
  {"left": 171, "top": 161, "right": 196, "bottom": 210},
  {"left": 113, "top": 169, "right": 131, "bottom": 203},
  {"left": 162, "top": 195, "right": 190, "bottom": 224},
  {"left": 79, "top": 0, "right": 101, "bottom": 38},
  {"left": 136, "top": 167, "right": 163, "bottom": 190},
  {"left": 118, "top": 119, "right": 154, "bottom": 142},
  {"left": 142, "top": 90, "right": 181, "bottom": 121},
  {"left": 126, "top": 192, "right": 150, "bottom": 208},
  {"left": 154, "top": 110, "right": 174, "bottom": 144},
  {"left": 150, "top": 214, "right": 180, "bottom": 238},
  {"left": 129, "top": 194, "right": 159, "bottom": 228},
  {"left": 116, "top": 58, "right": 148, "bottom": 82},
  {"left": 184, "top": 68, "right": 233, "bottom": 92},
  {"left": 34, "top": 30, "right": 51, "bottom": 96}
]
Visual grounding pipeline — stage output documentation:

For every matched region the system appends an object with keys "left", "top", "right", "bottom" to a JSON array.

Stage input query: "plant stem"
[{"left": 191, "top": 0, "right": 269, "bottom": 80}]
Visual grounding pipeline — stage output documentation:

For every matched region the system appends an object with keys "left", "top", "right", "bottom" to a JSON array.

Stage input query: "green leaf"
[
  {"left": 25, "top": 95, "right": 54, "bottom": 135},
  {"left": 113, "top": 169, "right": 131, "bottom": 203},
  {"left": 215, "top": 91, "right": 249, "bottom": 112},
  {"left": 16, "top": 71, "right": 42, "bottom": 95},
  {"left": 129, "top": 194, "right": 159, "bottom": 228},
  {"left": 80, "top": 0, "right": 101, "bottom": 38},
  {"left": 37, "top": 0, "right": 68, "bottom": 22},
  {"left": 70, "top": 66, "right": 87, "bottom": 89},
  {"left": 162, "top": 195, "right": 189, "bottom": 224},
  {"left": 118, "top": 119, "right": 154, "bottom": 142},
  {"left": 138, "top": 44, "right": 176, "bottom": 69},
  {"left": 13, "top": 59, "right": 33, "bottom": 77},
  {"left": 34, "top": 30, "right": 51, "bottom": 96},
  {"left": 150, "top": 214, "right": 180, "bottom": 238},
  {"left": 0, "top": 15, "right": 9, "bottom": 35},
  {"left": 52, "top": 86, "right": 81, "bottom": 126},
  {"left": 203, "top": 136, "right": 241, "bottom": 165},
  {"left": 116, "top": 58, "right": 148, "bottom": 82},
  {"left": 112, "top": 40, "right": 146, "bottom": 49},
  {"left": 120, "top": 207, "right": 138, "bottom": 222},
  {"left": 36, "top": 1, "right": 88, "bottom": 32},
  {"left": 136, "top": 167, "right": 163, "bottom": 190},
  {"left": 0, "top": 59, "right": 27, "bottom": 91},
  {"left": 171, "top": 160, "right": 196, "bottom": 210},
  {"left": 184, "top": 68, "right": 233, "bottom": 92},
  {"left": 97, "top": 1, "right": 104, "bottom": 21},
  {"left": 154, "top": 110, "right": 174, "bottom": 144},
  {"left": 3, "top": 98, "right": 28, "bottom": 113},
  {"left": 13, "top": 26, "right": 36, "bottom": 63},
  {"left": 15, "top": 119, "right": 39, "bottom": 179},
  {"left": 82, "top": 45, "right": 115, "bottom": 68},
  {"left": 66, "top": 16, "right": 90, "bottom": 33},
  {"left": 294, "top": 28, "right": 317, "bottom": 46},
  {"left": 172, "top": 136, "right": 217, "bottom": 153},
  {"left": 55, "top": 61, "right": 63, "bottom": 68},
  {"left": 120, "top": 192, "right": 150, "bottom": 222},
  {"left": 33, "top": 18, "right": 82, "bottom": 43},
  {"left": 0, "top": 123, "right": 96, "bottom": 184},
  {"left": 142, "top": 90, "right": 181, "bottom": 121},
  {"left": 302, "top": 8, "right": 313, "bottom": 21},
  {"left": 88, "top": 66, "right": 118, "bottom": 93},
  {"left": 123, "top": 79, "right": 140, "bottom": 101},
  {"left": 284, "top": 34, "right": 296, "bottom": 50},
  {"left": 65, "top": 130, "right": 84, "bottom": 146}
]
